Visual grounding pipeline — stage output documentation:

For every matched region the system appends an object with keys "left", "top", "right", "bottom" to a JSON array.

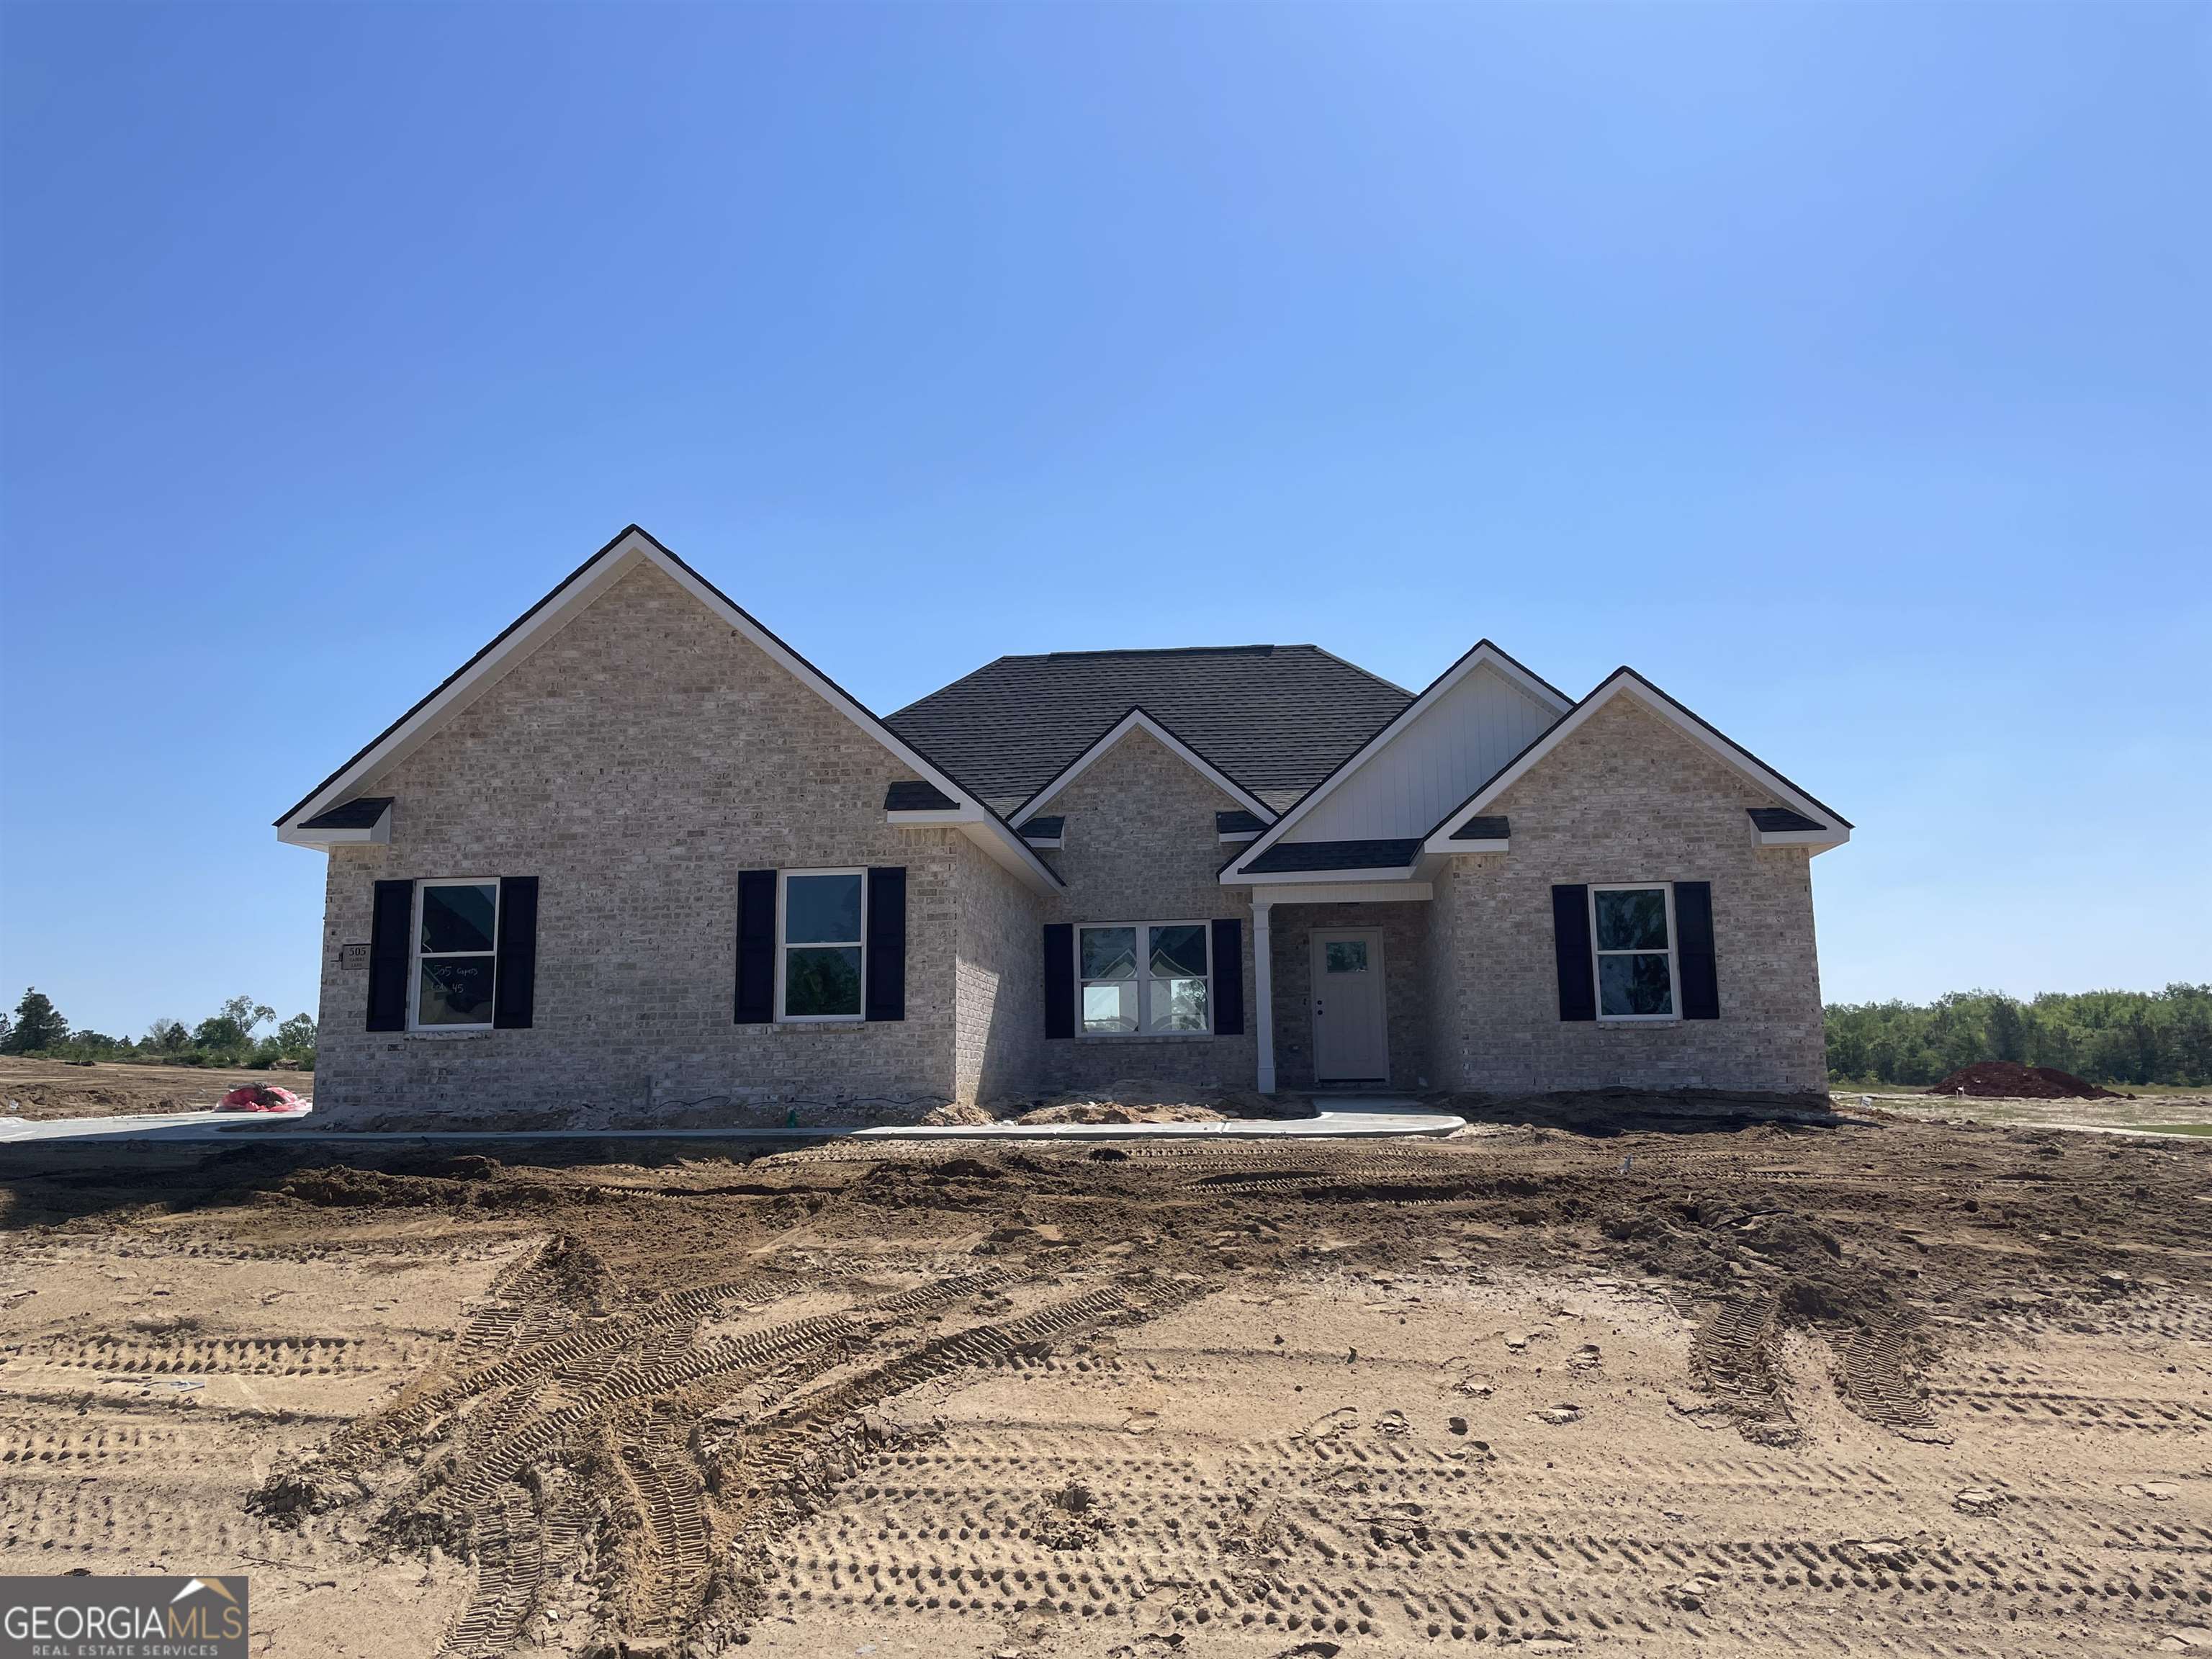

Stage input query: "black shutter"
[
  {"left": 865, "top": 867, "right": 907, "bottom": 1021},
  {"left": 1551, "top": 884, "right": 1596, "bottom": 1022},
  {"left": 1675, "top": 881, "right": 1719, "bottom": 1020},
  {"left": 367, "top": 879, "right": 412, "bottom": 1033},
  {"left": 1212, "top": 917, "right": 1245, "bottom": 1036},
  {"left": 493, "top": 876, "right": 539, "bottom": 1029},
  {"left": 735, "top": 870, "right": 777, "bottom": 1024},
  {"left": 1043, "top": 922, "right": 1075, "bottom": 1040}
]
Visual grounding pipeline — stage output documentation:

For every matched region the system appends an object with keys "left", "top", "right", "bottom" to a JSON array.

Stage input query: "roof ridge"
[{"left": 1038, "top": 642, "right": 1283, "bottom": 660}]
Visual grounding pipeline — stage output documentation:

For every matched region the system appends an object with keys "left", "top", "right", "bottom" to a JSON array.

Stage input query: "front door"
[{"left": 1311, "top": 928, "right": 1388, "bottom": 1082}]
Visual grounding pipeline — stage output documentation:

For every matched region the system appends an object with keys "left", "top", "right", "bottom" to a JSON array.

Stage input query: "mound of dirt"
[
  {"left": 1017, "top": 1100, "right": 1226, "bottom": 1125},
  {"left": 1928, "top": 1061, "right": 2117, "bottom": 1100},
  {"left": 920, "top": 1101, "right": 999, "bottom": 1126}
]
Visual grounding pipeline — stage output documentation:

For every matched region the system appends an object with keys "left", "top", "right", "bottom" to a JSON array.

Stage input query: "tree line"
[
  {"left": 1826, "top": 984, "right": 2212, "bottom": 1089},
  {"left": 1, "top": 987, "right": 315, "bottom": 1070}
]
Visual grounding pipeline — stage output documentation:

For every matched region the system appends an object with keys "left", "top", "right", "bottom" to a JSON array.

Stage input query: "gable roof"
[
  {"left": 274, "top": 526, "right": 1063, "bottom": 894},
  {"left": 886, "top": 644, "right": 1411, "bottom": 804},
  {"left": 1009, "top": 707, "right": 1277, "bottom": 827},
  {"left": 1221, "top": 639, "right": 1573, "bottom": 878},
  {"left": 1420, "top": 667, "right": 1851, "bottom": 854}
]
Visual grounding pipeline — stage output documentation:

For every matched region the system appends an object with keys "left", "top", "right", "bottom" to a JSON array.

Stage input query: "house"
[{"left": 276, "top": 526, "right": 1850, "bottom": 1125}]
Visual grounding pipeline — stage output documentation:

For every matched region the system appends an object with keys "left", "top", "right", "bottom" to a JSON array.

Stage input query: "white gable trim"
[
  {"left": 274, "top": 526, "right": 1063, "bottom": 895},
  {"left": 1010, "top": 708, "right": 1275, "bottom": 827},
  {"left": 1221, "top": 639, "right": 1570, "bottom": 879},
  {"left": 1422, "top": 668, "right": 1852, "bottom": 856}
]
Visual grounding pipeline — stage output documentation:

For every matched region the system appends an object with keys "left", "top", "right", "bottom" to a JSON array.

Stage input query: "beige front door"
[{"left": 1311, "top": 927, "right": 1388, "bottom": 1082}]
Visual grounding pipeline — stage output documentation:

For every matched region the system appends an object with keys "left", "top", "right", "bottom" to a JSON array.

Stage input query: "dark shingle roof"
[
  {"left": 1449, "top": 815, "right": 1509, "bottom": 842},
  {"left": 1216, "top": 809, "right": 1267, "bottom": 836},
  {"left": 884, "top": 780, "right": 958, "bottom": 811},
  {"left": 1748, "top": 806, "right": 1825, "bottom": 832},
  {"left": 1241, "top": 837, "right": 1424, "bottom": 875},
  {"left": 1020, "top": 816, "right": 1065, "bottom": 840},
  {"left": 301, "top": 796, "right": 392, "bottom": 830},
  {"left": 886, "top": 645, "right": 1411, "bottom": 804}
]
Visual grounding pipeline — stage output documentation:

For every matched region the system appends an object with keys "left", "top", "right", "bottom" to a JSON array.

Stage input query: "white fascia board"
[
  {"left": 1021, "top": 833, "right": 1065, "bottom": 850},
  {"left": 1225, "top": 866, "right": 1426, "bottom": 887},
  {"left": 1423, "top": 670, "right": 1851, "bottom": 856},
  {"left": 1216, "top": 830, "right": 1259, "bottom": 845},
  {"left": 1755, "top": 825, "right": 1852, "bottom": 852},
  {"left": 1011, "top": 708, "right": 1274, "bottom": 826},
  {"left": 273, "top": 526, "right": 1062, "bottom": 895},
  {"left": 886, "top": 808, "right": 985, "bottom": 826},
  {"left": 1442, "top": 836, "right": 1509, "bottom": 853},
  {"left": 1225, "top": 641, "right": 1570, "bottom": 878},
  {"left": 1248, "top": 880, "right": 1434, "bottom": 905},
  {"left": 276, "top": 804, "right": 392, "bottom": 850}
]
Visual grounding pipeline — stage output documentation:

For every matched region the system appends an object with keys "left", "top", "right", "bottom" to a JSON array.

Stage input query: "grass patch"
[{"left": 2133, "top": 1123, "right": 2212, "bottom": 1137}]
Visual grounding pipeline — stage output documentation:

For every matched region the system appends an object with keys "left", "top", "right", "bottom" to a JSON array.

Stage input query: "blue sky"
[{"left": 1, "top": 3, "right": 2205, "bottom": 1040}]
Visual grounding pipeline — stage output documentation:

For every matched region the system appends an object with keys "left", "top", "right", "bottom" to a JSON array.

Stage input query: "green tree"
[
  {"left": 146, "top": 1018, "right": 189, "bottom": 1053},
  {"left": 3, "top": 988, "right": 68, "bottom": 1053},
  {"left": 1986, "top": 997, "right": 2026, "bottom": 1063},
  {"left": 274, "top": 1012, "right": 317, "bottom": 1058},
  {"left": 220, "top": 996, "right": 276, "bottom": 1041}
]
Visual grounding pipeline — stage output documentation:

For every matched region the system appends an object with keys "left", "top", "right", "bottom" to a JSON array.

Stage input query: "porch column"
[{"left": 1252, "top": 896, "right": 1276, "bottom": 1093}]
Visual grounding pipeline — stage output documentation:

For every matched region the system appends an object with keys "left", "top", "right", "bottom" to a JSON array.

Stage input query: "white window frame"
[
  {"left": 1075, "top": 921, "right": 1213, "bottom": 1039},
  {"left": 410, "top": 877, "right": 500, "bottom": 1033},
  {"left": 775, "top": 868, "right": 868, "bottom": 1024},
  {"left": 1588, "top": 882, "right": 1680, "bottom": 1023}
]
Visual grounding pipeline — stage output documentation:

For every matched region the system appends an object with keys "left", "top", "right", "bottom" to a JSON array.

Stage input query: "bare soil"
[
  {"left": 2, "top": 1100, "right": 2208, "bottom": 1658},
  {"left": 0, "top": 1053, "right": 312, "bottom": 1120}
]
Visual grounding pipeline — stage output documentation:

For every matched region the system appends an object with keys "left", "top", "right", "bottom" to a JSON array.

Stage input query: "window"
[
  {"left": 1590, "top": 884, "right": 1677, "bottom": 1020},
  {"left": 1077, "top": 922, "right": 1211, "bottom": 1035},
  {"left": 779, "top": 870, "right": 865, "bottom": 1020},
  {"left": 415, "top": 880, "right": 498, "bottom": 1028}
]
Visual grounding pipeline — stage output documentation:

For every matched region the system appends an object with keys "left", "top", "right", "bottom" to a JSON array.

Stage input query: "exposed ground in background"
[
  {"left": 2, "top": 1103, "right": 2208, "bottom": 1658},
  {"left": 0, "top": 1054, "right": 312, "bottom": 1120},
  {"left": 1840, "top": 1085, "right": 2212, "bottom": 1136}
]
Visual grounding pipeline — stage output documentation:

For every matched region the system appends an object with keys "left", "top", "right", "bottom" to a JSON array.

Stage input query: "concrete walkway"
[{"left": 0, "top": 1097, "right": 1462, "bottom": 1148}]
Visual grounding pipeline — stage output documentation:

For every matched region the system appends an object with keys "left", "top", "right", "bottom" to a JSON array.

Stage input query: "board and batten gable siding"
[
  {"left": 313, "top": 559, "right": 969, "bottom": 1125},
  {"left": 1425, "top": 694, "right": 1827, "bottom": 1097},
  {"left": 1032, "top": 724, "right": 1258, "bottom": 1094},
  {"left": 1283, "top": 661, "right": 1560, "bottom": 843}
]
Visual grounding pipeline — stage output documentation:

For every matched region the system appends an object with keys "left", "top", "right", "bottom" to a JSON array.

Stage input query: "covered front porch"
[{"left": 1250, "top": 881, "right": 1437, "bottom": 1093}]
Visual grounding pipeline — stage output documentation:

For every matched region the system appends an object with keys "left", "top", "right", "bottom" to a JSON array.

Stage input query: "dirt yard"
[
  {"left": 1, "top": 1104, "right": 2207, "bottom": 1658},
  {"left": 0, "top": 1054, "right": 312, "bottom": 1120}
]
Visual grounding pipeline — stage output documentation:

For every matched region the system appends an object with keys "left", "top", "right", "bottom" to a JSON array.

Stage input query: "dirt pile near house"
[{"left": 1927, "top": 1059, "right": 2118, "bottom": 1100}]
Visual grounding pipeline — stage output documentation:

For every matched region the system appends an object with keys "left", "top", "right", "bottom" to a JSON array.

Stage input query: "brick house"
[{"left": 276, "top": 526, "right": 1850, "bottom": 1124}]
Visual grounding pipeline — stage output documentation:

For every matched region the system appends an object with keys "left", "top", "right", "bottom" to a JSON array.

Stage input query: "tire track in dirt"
[
  {"left": 1686, "top": 1295, "right": 1798, "bottom": 1445},
  {"left": 435, "top": 1485, "right": 542, "bottom": 1659},
  {"left": 618, "top": 1426, "right": 715, "bottom": 1640},
  {"left": 1836, "top": 1318, "right": 1947, "bottom": 1440}
]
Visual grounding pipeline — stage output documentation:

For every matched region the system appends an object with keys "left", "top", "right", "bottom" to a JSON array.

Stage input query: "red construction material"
[{"left": 219, "top": 1084, "right": 309, "bottom": 1113}]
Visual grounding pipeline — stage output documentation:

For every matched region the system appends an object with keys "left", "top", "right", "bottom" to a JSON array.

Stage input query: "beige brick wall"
[
  {"left": 313, "top": 559, "right": 971, "bottom": 1126},
  {"left": 1032, "top": 727, "right": 1259, "bottom": 1095},
  {"left": 1265, "top": 901, "right": 1431, "bottom": 1090},
  {"left": 1424, "top": 696, "right": 1827, "bottom": 1097},
  {"left": 952, "top": 835, "right": 1043, "bottom": 1105}
]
